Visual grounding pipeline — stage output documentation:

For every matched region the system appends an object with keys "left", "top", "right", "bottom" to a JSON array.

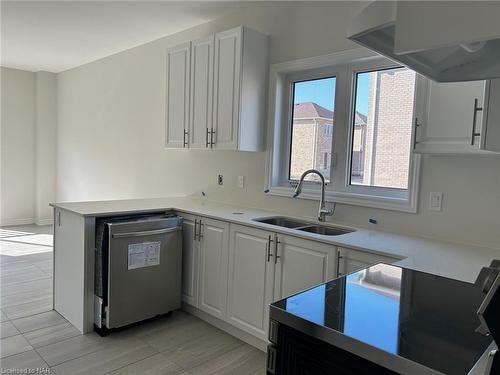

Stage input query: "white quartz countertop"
[{"left": 50, "top": 197, "right": 500, "bottom": 283}]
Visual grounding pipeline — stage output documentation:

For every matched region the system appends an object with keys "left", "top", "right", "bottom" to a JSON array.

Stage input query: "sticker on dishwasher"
[{"left": 127, "top": 242, "right": 161, "bottom": 270}]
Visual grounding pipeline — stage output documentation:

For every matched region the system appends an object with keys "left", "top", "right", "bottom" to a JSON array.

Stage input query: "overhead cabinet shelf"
[{"left": 165, "top": 26, "right": 268, "bottom": 151}]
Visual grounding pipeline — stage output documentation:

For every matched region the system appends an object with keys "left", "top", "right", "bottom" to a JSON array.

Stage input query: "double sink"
[{"left": 252, "top": 216, "right": 355, "bottom": 236}]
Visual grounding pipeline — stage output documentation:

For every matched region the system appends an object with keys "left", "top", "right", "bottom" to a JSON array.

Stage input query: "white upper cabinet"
[
  {"left": 165, "top": 26, "right": 268, "bottom": 151},
  {"left": 165, "top": 42, "right": 190, "bottom": 148},
  {"left": 414, "top": 78, "right": 500, "bottom": 154},
  {"left": 212, "top": 28, "right": 242, "bottom": 150},
  {"left": 212, "top": 26, "right": 268, "bottom": 151},
  {"left": 190, "top": 35, "right": 214, "bottom": 149}
]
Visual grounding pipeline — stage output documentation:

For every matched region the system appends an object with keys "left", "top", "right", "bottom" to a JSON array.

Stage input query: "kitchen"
[{"left": 1, "top": 1, "right": 500, "bottom": 374}]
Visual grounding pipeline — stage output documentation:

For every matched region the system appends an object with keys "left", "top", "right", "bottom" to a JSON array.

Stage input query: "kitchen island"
[{"left": 50, "top": 197, "right": 500, "bottom": 349}]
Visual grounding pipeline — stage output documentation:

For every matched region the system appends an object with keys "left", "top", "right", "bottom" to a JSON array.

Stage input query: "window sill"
[{"left": 266, "top": 185, "right": 418, "bottom": 213}]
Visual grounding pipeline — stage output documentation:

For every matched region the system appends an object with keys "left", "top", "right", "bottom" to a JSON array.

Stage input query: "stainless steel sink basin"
[
  {"left": 253, "top": 216, "right": 356, "bottom": 236},
  {"left": 297, "top": 225, "right": 354, "bottom": 236},
  {"left": 253, "top": 216, "right": 309, "bottom": 228}
]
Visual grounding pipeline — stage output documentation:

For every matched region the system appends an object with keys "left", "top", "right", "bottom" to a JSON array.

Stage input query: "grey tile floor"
[{"left": 0, "top": 225, "right": 266, "bottom": 374}]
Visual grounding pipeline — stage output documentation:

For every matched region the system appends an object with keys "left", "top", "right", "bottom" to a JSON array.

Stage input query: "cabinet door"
[
  {"left": 274, "top": 235, "right": 336, "bottom": 300},
  {"left": 337, "top": 247, "right": 399, "bottom": 276},
  {"left": 180, "top": 214, "right": 199, "bottom": 307},
  {"left": 165, "top": 42, "right": 190, "bottom": 149},
  {"left": 227, "top": 225, "right": 275, "bottom": 340},
  {"left": 482, "top": 79, "right": 500, "bottom": 153},
  {"left": 415, "top": 80, "right": 486, "bottom": 154},
  {"left": 189, "top": 36, "right": 214, "bottom": 149},
  {"left": 212, "top": 27, "right": 242, "bottom": 150},
  {"left": 198, "top": 217, "right": 230, "bottom": 319}
]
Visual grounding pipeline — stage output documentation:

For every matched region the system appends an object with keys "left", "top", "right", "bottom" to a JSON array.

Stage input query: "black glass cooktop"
[{"left": 271, "top": 264, "right": 493, "bottom": 375}]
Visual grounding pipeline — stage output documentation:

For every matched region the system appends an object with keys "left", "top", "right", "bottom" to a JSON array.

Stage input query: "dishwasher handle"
[{"left": 111, "top": 226, "right": 181, "bottom": 239}]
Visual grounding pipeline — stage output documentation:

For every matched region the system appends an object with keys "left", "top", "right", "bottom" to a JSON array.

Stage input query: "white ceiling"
[{"left": 1, "top": 1, "right": 245, "bottom": 73}]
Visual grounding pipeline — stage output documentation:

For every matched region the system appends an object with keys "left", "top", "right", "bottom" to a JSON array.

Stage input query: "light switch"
[
  {"left": 429, "top": 192, "right": 443, "bottom": 211},
  {"left": 237, "top": 176, "right": 245, "bottom": 188}
]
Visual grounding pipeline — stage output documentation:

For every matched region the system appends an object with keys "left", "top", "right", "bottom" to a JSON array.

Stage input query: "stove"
[{"left": 268, "top": 263, "right": 495, "bottom": 375}]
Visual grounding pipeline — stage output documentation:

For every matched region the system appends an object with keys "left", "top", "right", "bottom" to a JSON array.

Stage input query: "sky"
[{"left": 294, "top": 74, "right": 370, "bottom": 115}]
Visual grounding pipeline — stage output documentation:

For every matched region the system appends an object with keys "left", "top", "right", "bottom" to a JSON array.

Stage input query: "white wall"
[
  {"left": 35, "top": 72, "right": 57, "bottom": 224},
  {"left": 57, "top": 2, "right": 500, "bottom": 249},
  {"left": 1, "top": 67, "right": 57, "bottom": 226},
  {"left": 1, "top": 67, "right": 36, "bottom": 225}
]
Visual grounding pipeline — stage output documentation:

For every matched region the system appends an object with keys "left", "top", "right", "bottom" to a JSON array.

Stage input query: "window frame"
[
  {"left": 337, "top": 60, "right": 420, "bottom": 201},
  {"left": 282, "top": 68, "right": 340, "bottom": 186},
  {"left": 265, "top": 48, "right": 425, "bottom": 213}
]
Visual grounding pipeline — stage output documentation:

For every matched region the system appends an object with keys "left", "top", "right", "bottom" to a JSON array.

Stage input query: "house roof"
[
  {"left": 294, "top": 102, "right": 367, "bottom": 125},
  {"left": 294, "top": 102, "right": 333, "bottom": 120},
  {"left": 354, "top": 111, "right": 367, "bottom": 125}
]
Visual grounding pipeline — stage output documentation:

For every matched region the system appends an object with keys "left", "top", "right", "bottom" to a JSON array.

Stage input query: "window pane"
[
  {"left": 289, "top": 77, "right": 336, "bottom": 183},
  {"left": 349, "top": 67, "right": 416, "bottom": 189}
]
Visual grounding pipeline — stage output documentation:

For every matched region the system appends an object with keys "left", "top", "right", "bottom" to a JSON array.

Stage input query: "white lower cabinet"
[
  {"left": 180, "top": 214, "right": 229, "bottom": 321},
  {"left": 180, "top": 214, "right": 199, "bottom": 307},
  {"left": 227, "top": 225, "right": 275, "bottom": 340},
  {"left": 198, "top": 217, "right": 230, "bottom": 320},
  {"left": 180, "top": 217, "right": 402, "bottom": 343},
  {"left": 337, "top": 247, "right": 400, "bottom": 276},
  {"left": 273, "top": 235, "right": 336, "bottom": 301},
  {"left": 226, "top": 226, "right": 337, "bottom": 340}
]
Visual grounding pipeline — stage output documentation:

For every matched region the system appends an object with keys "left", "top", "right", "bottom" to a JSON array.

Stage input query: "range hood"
[{"left": 347, "top": 1, "right": 500, "bottom": 82}]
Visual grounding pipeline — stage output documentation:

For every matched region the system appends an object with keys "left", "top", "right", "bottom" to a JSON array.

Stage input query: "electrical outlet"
[
  {"left": 429, "top": 192, "right": 443, "bottom": 211},
  {"left": 237, "top": 176, "right": 245, "bottom": 188},
  {"left": 217, "top": 174, "right": 223, "bottom": 185}
]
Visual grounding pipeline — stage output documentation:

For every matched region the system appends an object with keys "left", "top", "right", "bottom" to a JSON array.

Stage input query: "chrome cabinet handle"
[
  {"left": 206, "top": 128, "right": 210, "bottom": 148},
  {"left": 274, "top": 235, "right": 281, "bottom": 264},
  {"left": 267, "top": 235, "right": 274, "bottom": 262},
  {"left": 471, "top": 98, "right": 483, "bottom": 145},
  {"left": 183, "top": 129, "right": 189, "bottom": 148},
  {"left": 210, "top": 129, "right": 215, "bottom": 148},
  {"left": 194, "top": 219, "right": 198, "bottom": 241},
  {"left": 336, "top": 248, "right": 343, "bottom": 277},
  {"left": 198, "top": 221, "right": 204, "bottom": 241},
  {"left": 112, "top": 226, "right": 180, "bottom": 238},
  {"left": 412, "top": 117, "right": 421, "bottom": 150}
]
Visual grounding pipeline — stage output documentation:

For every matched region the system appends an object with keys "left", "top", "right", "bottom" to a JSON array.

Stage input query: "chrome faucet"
[{"left": 293, "top": 169, "right": 334, "bottom": 222}]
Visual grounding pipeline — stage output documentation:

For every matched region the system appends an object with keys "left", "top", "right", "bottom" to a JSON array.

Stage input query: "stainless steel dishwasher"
[{"left": 94, "top": 215, "right": 182, "bottom": 334}]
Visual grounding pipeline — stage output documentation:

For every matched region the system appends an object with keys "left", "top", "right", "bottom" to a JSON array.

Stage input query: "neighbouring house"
[
  {"left": 290, "top": 102, "right": 367, "bottom": 182},
  {"left": 290, "top": 102, "right": 337, "bottom": 181}
]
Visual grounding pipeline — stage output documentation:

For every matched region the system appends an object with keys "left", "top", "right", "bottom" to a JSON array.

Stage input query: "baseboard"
[
  {"left": 0, "top": 218, "right": 35, "bottom": 227},
  {"left": 35, "top": 218, "right": 53, "bottom": 226},
  {"left": 0, "top": 217, "right": 52, "bottom": 227},
  {"left": 182, "top": 303, "right": 268, "bottom": 352}
]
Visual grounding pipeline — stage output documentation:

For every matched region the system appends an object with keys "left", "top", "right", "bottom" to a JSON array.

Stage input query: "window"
[
  {"left": 323, "top": 124, "right": 333, "bottom": 136},
  {"left": 266, "top": 50, "right": 423, "bottom": 212},
  {"left": 289, "top": 77, "right": 336, "bottom": 182},
  {"left": 349, "top": 67, "right": 416, "bottom": 189}
]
